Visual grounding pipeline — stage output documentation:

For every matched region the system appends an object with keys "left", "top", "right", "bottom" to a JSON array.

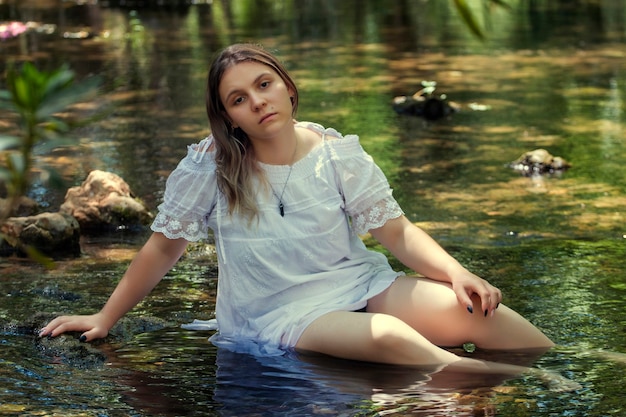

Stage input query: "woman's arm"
[
  {"left": 369, "top": 215, "right": 501, "bottom": 316},
  {"left": 40, "top": 232, "right": 189, "bottom": 341}
]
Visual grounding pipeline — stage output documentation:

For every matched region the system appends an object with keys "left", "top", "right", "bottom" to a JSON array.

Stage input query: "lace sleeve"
[
  {"left": 151, "top": 211, "right": 209, "bottom": 241},
  {"left": 149, "top": 136, "right": 217, "bottom": 242},
  {"left": 351, "top": 195, "right": 404, "bottom": 235},
  {"left": 324, "top": 130, "right": 404, "bottom": 235}
]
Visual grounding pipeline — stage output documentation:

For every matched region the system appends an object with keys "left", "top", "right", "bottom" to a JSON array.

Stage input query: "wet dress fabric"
[{"left": 151, "top": 122, "right": 404, "bottom": 356}]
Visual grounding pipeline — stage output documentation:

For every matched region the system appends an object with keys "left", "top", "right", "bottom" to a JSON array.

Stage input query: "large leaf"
[
  {"left": 38, "top": 117, "right": 71, "bottom": 135},
  {"left": 11, "top": 74, "right": 33, "bottom": 110},
  {"left": 490, "top": 0, "right": 512, "bottom": 10},
  {"left": 22, "top": 245, "right": 56, "bottom": 269},
  {"left": 0, "top": 135, "right": 21, "bottom": 151},
  {"left": 6, "top": 152, "right": 26, "bottom": 174},
  {"left": 33, "top": 135, "right": 76, "bottom": 154},
  {"left": 453, "top": 0, "right": 485, "bottom": 40},
  {"left": 41, "top": 64, "right": 75, "bottom": 98},
  {"left": 0, "top": 166, "right": 10, "bottom": 182},
  {"left": 0, "top": 90, "right": 17, "bottom": 111},
  {"left": 36, "top": 75, "right": 101, "bottom": 119}
]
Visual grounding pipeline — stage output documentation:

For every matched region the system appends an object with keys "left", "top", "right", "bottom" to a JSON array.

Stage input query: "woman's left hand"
[{"left": 450, "top": 271, "right": 502, "bottom": 317}]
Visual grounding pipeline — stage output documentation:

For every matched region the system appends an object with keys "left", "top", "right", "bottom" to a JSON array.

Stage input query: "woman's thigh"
[
  {"left": 295, "top": 310, "right": 458, "bottom": 366},
  {"left": 367, "top": 276, "right": 554, "bottom": 350}
]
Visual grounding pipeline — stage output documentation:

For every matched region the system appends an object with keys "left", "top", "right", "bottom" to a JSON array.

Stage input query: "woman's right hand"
[
  {"left": 39, "top": 312, "right": 111, "bottom": 342},
  {"left": 38, "top": 233, "right": 189, "bottom": 343}
]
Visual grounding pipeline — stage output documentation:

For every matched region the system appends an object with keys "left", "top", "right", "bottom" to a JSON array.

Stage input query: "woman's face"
[{"left": 219, "top": 61, "right": 295, "bottom": 142}]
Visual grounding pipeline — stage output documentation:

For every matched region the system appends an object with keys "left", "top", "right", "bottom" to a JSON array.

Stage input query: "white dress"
[{"left": 151, "top": 122, "right": 404, "bottom": 356}]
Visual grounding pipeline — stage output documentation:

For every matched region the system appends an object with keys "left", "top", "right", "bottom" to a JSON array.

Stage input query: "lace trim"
[
  {"left": 352, "top": 196, "right": 404, "bottom": 235},
  {"left": 151, "top": 212, "right": 208, "bottom": 241}
]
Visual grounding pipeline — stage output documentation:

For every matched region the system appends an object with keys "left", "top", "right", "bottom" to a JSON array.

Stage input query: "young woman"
[{"left": 41, "top": 43, "right": 556, "bottom": 375}]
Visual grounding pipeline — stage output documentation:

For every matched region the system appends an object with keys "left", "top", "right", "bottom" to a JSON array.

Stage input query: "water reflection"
[{"left": 107, "top": 329, "right": 550, "bottom": 417}]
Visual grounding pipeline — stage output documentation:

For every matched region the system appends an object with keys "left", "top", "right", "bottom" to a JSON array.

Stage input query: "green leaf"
[
  {"left": 11, "top": 75, "right": 31, "bottom": 110},
  {"left": 6, "top": 152, "right": 26, "bottom": 174},
  {"left": 490, "top": 0, "right": 512, "bottom": 11},
  {"left": 0, "top": 135, "right": 21, "bottom": 151},
  {"left": 36, "top": 75, "right": 101, "bottom": 119},
  {"left": 39, "top": 117, "right": 71, "bottom": 134},
  {"left": 453, "top": 0, "right": 485, "bottom": 40},
  {"left": 0, "top": 89, "right": 16, "bottom": 110},
  {"left": 0, "top": 169, "right": 10, "bottom": 183},
  {"left": 33, "top": 136, "right": 75, "bottom": 154},
  {"left": 41, "top": 64, "right": 75, "bottom": 98},
  {"left": 22, "top": 245, "right": 56, "bottom": 269}
]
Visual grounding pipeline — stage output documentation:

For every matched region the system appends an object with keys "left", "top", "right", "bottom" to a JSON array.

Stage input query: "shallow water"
[{"left": 1, "top": 0, "right": 626, "bottom": 416}]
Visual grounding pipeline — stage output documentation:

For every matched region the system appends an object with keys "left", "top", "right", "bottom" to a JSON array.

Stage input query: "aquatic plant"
[{"left": 0, "top": 62, "right": 101, "bottom": 261}]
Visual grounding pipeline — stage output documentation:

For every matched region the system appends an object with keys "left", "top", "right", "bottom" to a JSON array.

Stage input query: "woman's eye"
[
  {"left": 233, "top": 96, "right": 244, "bottom": 105},
  {"left": 260, "top": 80, "right": 270, "bottom": 88}
]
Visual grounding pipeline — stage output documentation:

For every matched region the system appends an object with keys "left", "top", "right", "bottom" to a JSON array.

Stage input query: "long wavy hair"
[{"left": 206, "top": 43, "right": 299, "bottom": 220}]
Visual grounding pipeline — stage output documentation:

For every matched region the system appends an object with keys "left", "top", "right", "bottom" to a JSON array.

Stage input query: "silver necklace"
[{"left": 270, "top": 136, "right": 298, "bottom": 217}]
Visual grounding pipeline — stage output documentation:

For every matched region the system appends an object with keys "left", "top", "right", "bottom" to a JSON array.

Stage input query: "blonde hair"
[{"left": 205, "top": 43, "right": 299, "bottom": 220}]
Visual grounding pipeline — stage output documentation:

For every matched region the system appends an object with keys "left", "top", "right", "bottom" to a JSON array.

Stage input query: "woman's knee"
[
  {"left": 369, "top": 314, "right": 413, "bottom": 347},
  {"left": 368, "top": 314, "right": 458, "bottom": 365}
]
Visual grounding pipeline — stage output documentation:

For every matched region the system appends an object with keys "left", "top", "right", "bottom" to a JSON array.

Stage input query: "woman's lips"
[{"left": 259, "top": 112, "right": 277, "bottom": 124}]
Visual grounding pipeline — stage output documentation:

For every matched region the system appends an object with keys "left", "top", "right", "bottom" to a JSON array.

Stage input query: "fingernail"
[
  {"left": 79, "top": 335, "right": 87, "bottom": 342},
  {"left": 467, "top": 306, "right": 473, "bottom": 314},
  {"left": 484, "top": 309, "right": 488, "bottom": 317}
]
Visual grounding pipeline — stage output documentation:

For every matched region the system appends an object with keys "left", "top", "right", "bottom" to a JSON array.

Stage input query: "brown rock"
[
  {"left": 509, "top": 149, "right": 571, "bottom": 176},
  {"left": 60, "top": 170, "right": 153, "bottom": 233},
  {"left": 1, "top": 212, "right": 80, "bottom": 257}
]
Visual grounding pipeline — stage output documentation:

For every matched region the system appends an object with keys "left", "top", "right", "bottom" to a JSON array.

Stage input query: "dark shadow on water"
[{"left": 105, "top": 329, "right": 553, "bottom": 416}]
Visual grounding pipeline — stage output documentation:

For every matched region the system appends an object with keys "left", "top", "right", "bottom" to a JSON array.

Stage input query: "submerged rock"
[
  {"left": 509, "top": 149, "right": 571, "bottom": 176},
  {"left": 0, "top": 212, "right": 80, "bottom": 257},
  {"left": 8, "top": 285, "right": 82, "bottom": 302},
  {"left": 1, "top": 312, "right": 173, "bottom": 369},
  {"left": 393, "top": 95, "right": 460, "bottom": 120},
  {"left": 0, "top": 196, "right": 40, "bottom": 217},
  {"left": 392, "top": 82, "right": 460, "bottom": 120}
]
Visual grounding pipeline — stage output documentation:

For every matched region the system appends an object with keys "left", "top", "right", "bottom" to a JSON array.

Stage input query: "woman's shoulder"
[
  {"left": 295, "top": 121, "right": 361, "bottom": 149},
  {"left": 162, "top": 135, "right": 218, "bottom": 205},
  {"left": 178, "top": 135, "right": 217, "bottom": 172}
]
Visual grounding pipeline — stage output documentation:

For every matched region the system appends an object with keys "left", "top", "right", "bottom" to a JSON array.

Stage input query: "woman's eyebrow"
[{"left": 223, "top": 71, "right": 273, "bottom": 103}]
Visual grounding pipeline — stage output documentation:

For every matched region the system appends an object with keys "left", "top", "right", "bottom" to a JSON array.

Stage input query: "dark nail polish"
[
  {"left": 46, "top": 332, "right": 53, "bottom": 339},
  {"left": 79, "top": 335, "right": 87, "bottom": 342},
  {"left": 467, "top": 306, "right": 473, "bottom": 314},
  {"left": 484, "top": 309, "right": 488, "bottom": 317}
]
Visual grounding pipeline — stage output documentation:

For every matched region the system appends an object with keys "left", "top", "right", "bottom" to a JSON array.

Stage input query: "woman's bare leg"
[
  {"left": 367, "top": 276, "right": 555, "bottom": 350},
  {"left": 296, "top": 310, "right": 555, "bottom": 377},
  {"left": 296, "top": 310, "right": 458, "bottom": 366},
  {"left": 297, "top": 276, "right": 554, "bottom": 363},
  {"left": 296, "top": 278, "right": 580, "bottom": 389}
]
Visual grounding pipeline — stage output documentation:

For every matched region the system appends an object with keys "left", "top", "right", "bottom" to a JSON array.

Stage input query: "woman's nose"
[{"left": 249, "top": 93, "right": 266, "bottom": 110}]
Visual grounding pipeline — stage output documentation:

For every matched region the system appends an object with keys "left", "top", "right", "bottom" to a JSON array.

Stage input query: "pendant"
[{"left": 278, "top": 202, "right": 285, "bottom": 217}]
